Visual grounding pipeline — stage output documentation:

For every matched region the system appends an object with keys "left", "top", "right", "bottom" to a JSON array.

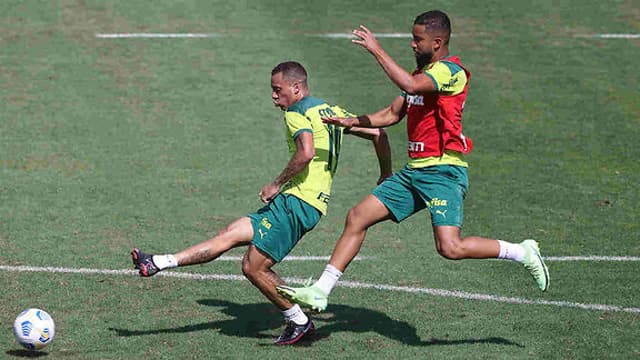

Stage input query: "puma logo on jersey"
[
  {"left": 440, "top": 77, "right": 459, "bottom": 90},
  {"left": 435, "top": 209, "right": 447, "bottom": 218}
]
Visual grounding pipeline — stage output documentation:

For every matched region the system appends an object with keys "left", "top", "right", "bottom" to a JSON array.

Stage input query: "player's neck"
[
  {"left": 418, "top": 49, "right": 451, "bottom": 69},
  {"left": 289, "top": 91, "right": 310, "bottom": 108},
  {"left": 297, "top": 90, "right": 310, "bottom": 101},
  {"left": 435, "top": 49, "right": 450, "bottom": 61}
]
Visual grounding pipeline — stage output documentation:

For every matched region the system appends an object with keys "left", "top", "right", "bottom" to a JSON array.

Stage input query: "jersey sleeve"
[
  {"left": 424, "top": 61, "right": 468, "bottom": 95},
  {"left": 284, "top": 111, "right": 313, "bottom": 139},
  {"left": 331, "top": 105, "right": 356, "bottom": 118}
]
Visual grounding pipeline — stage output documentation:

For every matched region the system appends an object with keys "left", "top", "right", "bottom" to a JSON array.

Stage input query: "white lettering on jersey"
[
  {"left": 408, "top": 141, "right": 425, "bottom": 152},
  {"left": 406, "top": 95, "right": 424, "bottom": 106}
]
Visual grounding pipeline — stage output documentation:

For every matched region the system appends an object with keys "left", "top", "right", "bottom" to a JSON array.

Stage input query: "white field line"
[
  {"left": 95, "top": 33, "right": 222, "bottom": 38},
  {"left": 316, "top": 33, "right": 640, "bottom": 40},
  {"left": 93, "top": 33, "right": 640, "bottom": 40},
  {"left": 312, "top": 33, "right": 411, "bottom": 39},
  {"left": 546, "top": 256, "right": 640, "bottom": 261},
  {"left": 575, "top": 34, "right": 640, "bottom": 39},
  {"left": 94, "top": 33, "right": 640, "bottom": 40},
  {"left": 1, "top": 265, "right": 638, "bottom": 314}
]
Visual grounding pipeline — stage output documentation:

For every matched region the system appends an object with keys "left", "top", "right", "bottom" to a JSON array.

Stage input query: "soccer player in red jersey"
[{"left": 278, "top": 10, "right": 549, "bottom": 312}]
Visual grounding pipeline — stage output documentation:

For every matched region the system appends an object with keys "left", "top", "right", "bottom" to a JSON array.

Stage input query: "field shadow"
[
  {"left": 109, "top": 299, "right": 523, "bottom": 347},
  {"left": 5, "top": 350, "right": 49, "bottom": 358}
]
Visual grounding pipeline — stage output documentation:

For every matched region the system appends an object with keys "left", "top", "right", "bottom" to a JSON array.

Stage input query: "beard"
[{"left": 415, "top": 51, "right": 433, "bottom": 69}]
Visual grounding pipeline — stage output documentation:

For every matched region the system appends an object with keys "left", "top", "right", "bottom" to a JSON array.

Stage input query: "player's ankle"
[
  {"left": 497, "top": 240, "right": 526, "bottom": 262},
  {"left": 314, "top": 264, "right": 342, "bottom": 295},
  {"left": 152, "top": 254, "right": 178, "bottom": 270},
  {"left": 282, "top": 304, "right": 308, "bottom": 325}
]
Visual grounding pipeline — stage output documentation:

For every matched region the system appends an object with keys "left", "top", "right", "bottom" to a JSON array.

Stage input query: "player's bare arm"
[
  {"left": 322, "top": 95, "right": 406, "bottom": 129},
  {"left": 259, "top": 132, "right": 314, "bottom": 203},
  {"left": 352, "top": 25, "right": 436, "bottom": 94},
  {"left": 345, "top": 126, "right": 393, "bottom": 184}
]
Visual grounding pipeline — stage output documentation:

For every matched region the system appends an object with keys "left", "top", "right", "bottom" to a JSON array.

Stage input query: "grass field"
[{"left": 1, "top": 0, "right": 639, "bottom": 359}]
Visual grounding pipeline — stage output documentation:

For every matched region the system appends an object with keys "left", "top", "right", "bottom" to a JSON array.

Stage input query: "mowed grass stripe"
[{"left": 2, "top": 265, "right": 638, "bottom": 314}]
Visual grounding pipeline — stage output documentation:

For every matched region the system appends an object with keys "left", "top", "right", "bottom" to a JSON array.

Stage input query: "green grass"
[{"left": 1, "top": 0, "right": 639, "bottom": 359}]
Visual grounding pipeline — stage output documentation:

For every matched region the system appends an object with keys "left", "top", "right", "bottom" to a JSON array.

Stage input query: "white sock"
[
  {"left": 282, "top": 304, "right": 308, "bottom": 325},
  {"left": 314, "top": 264, "right": 343, "bottom": 295},
  {"left": 497, "top": 240, "right": 526, "bottom": 262},
  {"left": 152, "top": 254, "right": 178, "bottom": 270}
]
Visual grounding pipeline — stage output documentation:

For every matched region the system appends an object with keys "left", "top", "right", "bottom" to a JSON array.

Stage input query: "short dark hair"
[
  {"left": 414, "top": 10, "right": 451, "bottom": 43},
  {"left": 271, "top": 61, "right": 308, "bottom": 86}
]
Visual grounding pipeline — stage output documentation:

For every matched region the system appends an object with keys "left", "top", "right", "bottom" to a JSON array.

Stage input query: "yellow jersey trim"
[{"left": 407, "top": 150, "right": 468, "bottom": 168}]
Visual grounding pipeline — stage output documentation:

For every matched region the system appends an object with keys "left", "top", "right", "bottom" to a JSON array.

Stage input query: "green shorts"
[
  {"left": 372, "top": 165, "right": 469, "bottom": 227},
  {"left": 247, "top": 193, "right": 321, "bottom": 263}
]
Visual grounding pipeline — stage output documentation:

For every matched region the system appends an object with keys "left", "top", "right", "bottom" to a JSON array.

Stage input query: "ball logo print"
[
  {"left": 19, "top": 320, "right": 33, "bottom": 337},
  {"left": 39, "top": 327, "right": 52, "bottom": 343},
  {"left": 13, "top": 308, "right": 55, "bottom": 351}
]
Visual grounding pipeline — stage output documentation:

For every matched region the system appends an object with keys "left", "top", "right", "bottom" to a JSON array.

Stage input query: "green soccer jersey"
[{"left": 281, "top": 96, "right": 353, "bottom": 215}]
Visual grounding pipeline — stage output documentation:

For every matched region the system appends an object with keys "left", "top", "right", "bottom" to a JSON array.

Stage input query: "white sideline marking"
[
  {"left": 93, "top": 33, "right": 640, "bottom": 40},
  {"left": 95, "top": 33, "right": 222, "bottom": 38},
  {"left": 546, "top": 256, "right": 640, "bottom": 262},
  {"left": 1, "top": 265, "right": 638, "bottom": 314},
  {"left": 317, "top": 33, "right": 640, "bottom": 40},
  {"left": 313, "top": 33, "right": 412, "bottom": 39},
  {"left": 575, "top": 33, "right": 640, "bottom": 39},
  {"left": 334, "top": 280, "right": 640, "bottom": 314}
]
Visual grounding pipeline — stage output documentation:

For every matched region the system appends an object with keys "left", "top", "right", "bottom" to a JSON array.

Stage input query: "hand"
[
  {"left": 259, "top": 182, "right": 280, "bottom": 203},
  {"left": 377, "top": 172, "right": 392, "bottom": 185},
  {"left": 352, "top": 25, "right": 382, "bottom": 54},
  {"left": 322, "top": 116, "right": 356, "bottom": 128}
]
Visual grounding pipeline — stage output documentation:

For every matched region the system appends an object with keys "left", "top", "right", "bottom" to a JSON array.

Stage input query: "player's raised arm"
[
  {"left": 352, "top": 25, "right": 436, "bottom": 94},
  {"left": 322, "top": 95, "right": 406, "bottom": 129}
]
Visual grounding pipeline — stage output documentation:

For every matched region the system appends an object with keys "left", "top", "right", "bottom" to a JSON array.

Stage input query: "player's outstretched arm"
[
  {"left": 346, "top": 126, "right": 392, "bottom": 184},
  {"left": 322, "top": 95, "right": 406, "bottom": 129},
  {"left": 259, "top": 132, "right": 314, "bottom": 203}
]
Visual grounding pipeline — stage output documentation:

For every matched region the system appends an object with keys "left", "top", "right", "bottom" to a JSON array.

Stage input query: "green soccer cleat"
[
  {"left": 520, "top": 239, "right": 550, "bottom": 291},
  {"left": 277, "top": 284, "right": 328, "bottom": 312}
]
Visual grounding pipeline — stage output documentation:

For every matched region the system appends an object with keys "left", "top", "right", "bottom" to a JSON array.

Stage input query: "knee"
[
  {"left": 241, "top": 256, "right": 256, "bottom": 280},
  {"left": 436, "top": 237, "right": 466, "bottom": 260},
  {"left": 345, "top": 206, "right": 366, "bottom": 228},
  {"left": 217, "top": 227, "right": 230, "bottom": 237}
]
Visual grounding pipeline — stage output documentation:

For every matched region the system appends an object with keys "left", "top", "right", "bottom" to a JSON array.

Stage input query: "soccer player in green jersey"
[
  {"left": 131, "top": 61, "right": 392, "bottom": 345},
  {"left": 277, "top": 10, "right": 549, "bottom": 313}
]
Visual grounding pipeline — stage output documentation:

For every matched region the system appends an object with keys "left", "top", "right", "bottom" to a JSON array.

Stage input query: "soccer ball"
[{"left": 13, "top": 308, "right": 55, "bottom": 350}]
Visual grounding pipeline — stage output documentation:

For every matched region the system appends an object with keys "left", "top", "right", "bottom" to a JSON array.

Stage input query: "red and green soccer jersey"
[{"left": 403, "top": 55, "right": 473, "bottom": 168}]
